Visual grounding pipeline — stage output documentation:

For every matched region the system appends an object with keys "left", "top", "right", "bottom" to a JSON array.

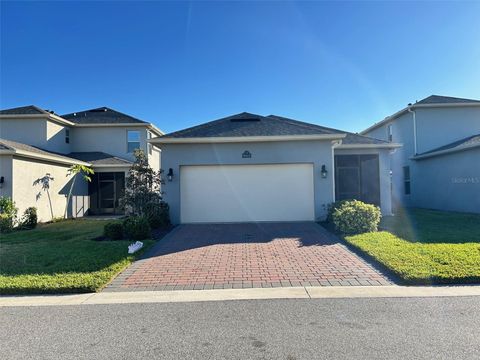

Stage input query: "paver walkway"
[{"left": 105, "top": 222, "right": 392, "bottom": 291}]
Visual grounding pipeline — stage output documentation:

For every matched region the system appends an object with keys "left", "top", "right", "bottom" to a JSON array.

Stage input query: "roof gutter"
[
  {"left": 407, "top": 106, "right": 418, "bottom": 155},
  {"left": 337, "top": 143, "right": 402, "bottom": 149},
  {"left": 0, "top": 114, "right": 76, "bottom": 126},
  {"left": 149, "top": 134, "right": 346, "bottom": 144},
  {"left": 0, "top": 148, "right": 91, "bottom": 166},
  {"left": 412, "top": 143, "right": 480, "bottom": 160},
  {"left": 90, "top": 163, "right": 132, "bottom": 168}
]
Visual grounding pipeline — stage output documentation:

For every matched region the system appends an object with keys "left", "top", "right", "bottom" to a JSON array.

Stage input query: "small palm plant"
[{"left": 64, "top": 164, "right": 94, "bottom": 219}]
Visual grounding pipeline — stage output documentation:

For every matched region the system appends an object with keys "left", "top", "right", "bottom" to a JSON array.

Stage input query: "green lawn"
[
  {"left": 0, "top": 220, "right": 154, "bottom": 294},
  {"left": 344, "top": 208, "right": 480, "bottom": 284}
]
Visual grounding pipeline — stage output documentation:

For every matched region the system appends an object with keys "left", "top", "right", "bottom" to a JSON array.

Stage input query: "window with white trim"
[{"left": 127, "top": 130, "right": 140, "bottom": 153}]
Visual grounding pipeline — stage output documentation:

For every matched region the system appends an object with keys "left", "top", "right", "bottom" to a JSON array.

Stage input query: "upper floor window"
[
  {"left": 387, "top": 124, "right": 393, "bottom": 142},
  {"left": 127, "top": 130, "right": 140, "bottom": 153},
  {"left": 65, "top": 129, "right": 70, "bottom": 144},
  {"left": 147, "top": 131, "right": 153, "bottom": 155},
  {"left": 403, "top": 166, "right": 411, "bottom": 195}
]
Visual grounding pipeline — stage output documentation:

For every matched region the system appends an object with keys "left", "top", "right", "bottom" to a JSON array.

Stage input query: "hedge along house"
[{"left": 151, "top": 112, "right": 401, "bottom": 224}]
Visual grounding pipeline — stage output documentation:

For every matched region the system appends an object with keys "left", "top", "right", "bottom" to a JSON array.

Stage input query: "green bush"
[
  {"left": 144, "top": 202, "right": 170, "bottom": 229},
  {"left": 104, "top": 222, "right": 124, "bottom": 240},
  {"left": 0, "top": 196, "right": 18, "bottom": 233},
  {"left": 326, "top": 199, "right": 351, "bottom": 223},
  {"left": 122, "top": 216, "right": 151, "bottom": 240},
  {"left": 20, "top": 207, "right": 38, "bottom": 230},
  {"left": 332, "top": 200, "right": 381, "bottom": 235}
]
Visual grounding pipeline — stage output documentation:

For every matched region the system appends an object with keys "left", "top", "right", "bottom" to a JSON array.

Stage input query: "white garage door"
[{"left": 180, "top": 164, "right": 315, "bottom": 223}]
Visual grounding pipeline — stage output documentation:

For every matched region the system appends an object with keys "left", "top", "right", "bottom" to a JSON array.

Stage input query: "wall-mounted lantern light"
[
  {"left": 320, "top": 165, "right": 328, "bottom": 179},
  {"left": 0, "top": 176, "right": 4, "bottom": 188},
  {"left": 167, "top": 168, "right": 174, "bottom": 182}
]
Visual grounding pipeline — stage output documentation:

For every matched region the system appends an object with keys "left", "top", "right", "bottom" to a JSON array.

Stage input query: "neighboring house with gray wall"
[
  {"left": 0, "top": 105, "right": 163, "bottom": 222},
  {"left": 362, "top": 95, "right": 480, "bottom": 214},
  {"left": 152, "top": 112, "right": 400, "bottom": 224}
]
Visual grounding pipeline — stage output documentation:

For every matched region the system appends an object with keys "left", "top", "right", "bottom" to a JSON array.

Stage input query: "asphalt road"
[{"left": 1, "top": 296, "right": 479, "bottom": 360}]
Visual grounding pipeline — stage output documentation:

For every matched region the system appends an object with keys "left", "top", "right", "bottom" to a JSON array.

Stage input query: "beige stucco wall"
[
  {"left": 0, "top": 118, "right": 47, "bottom": 147},
  {"left": 71, "top": 126, "right": 147, "bottom": 162},
  {"left": 0, "top": 118, "right": 71, "bottom": 153},
  {"left": 0, "top": 155, "right": 13, "bottom": 198},
  {"left": 149, "top": 146, "right": 161, "bottom": 172},
  {"left": 46, "top": 120, "right": 71, "bottom": 154},
  {"left": 11, "top": 157, "right": 89, "bottom": 222}
]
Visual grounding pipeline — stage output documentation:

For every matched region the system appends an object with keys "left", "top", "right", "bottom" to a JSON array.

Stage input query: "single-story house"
[{"left": 151, "top": 112, "right": 401, "bottom": 224}]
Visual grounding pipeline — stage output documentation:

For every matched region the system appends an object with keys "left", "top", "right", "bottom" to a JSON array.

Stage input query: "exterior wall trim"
[
  {"left": 337, "top": 143, "right": 402, "bottom": 149},
  {"left": 0, "top": 113, "right": 75, "bottom": 126},
  {"left": 0, "top": 149, "right": 90, "bottom": 166},
  {"left": 150, "top": 134, "right": 346, "bottom": 144},
  {"left": 411, "top": 143, "right": 480, "bottom": 160}
]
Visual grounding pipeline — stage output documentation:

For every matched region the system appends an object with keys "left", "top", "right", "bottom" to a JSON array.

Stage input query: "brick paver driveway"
[{"left": 106, "top": 222, "right": 391, "bottom": 291}]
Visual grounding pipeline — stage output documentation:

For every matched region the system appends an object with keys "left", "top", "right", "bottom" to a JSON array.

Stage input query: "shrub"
[
  {"left": 123, "top": 216, "right": 151, "bottom": 240},
  {"left": 326, "top": 199, "right": 351, "bottom": 223},
  {"left": 0, "top": 196, "right": 18, "bottom": 233},
  {"left": 104, "top": 222, "right": 124, "bottom": 240},
  {"left": 144, "top": 202, "right": 170, "bottom": 229},
  {"left": 332, "top": 200, "right": 381, "bottom": 235},
  {"left": 20, "top": 207, "right": 38, "bottom": 230}
]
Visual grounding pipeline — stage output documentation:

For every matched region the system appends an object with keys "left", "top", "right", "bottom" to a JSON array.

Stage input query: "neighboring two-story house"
[
  {"left": 362, "top": 95, "right": 480, "bottom": 214},
  {"left": 0, "top": 105, "right": 163, "bottom": 221}
]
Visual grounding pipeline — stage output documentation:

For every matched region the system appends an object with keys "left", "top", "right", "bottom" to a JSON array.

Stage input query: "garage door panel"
[{"left": 180, "top": 164, "right": 314, "bottom": 223}]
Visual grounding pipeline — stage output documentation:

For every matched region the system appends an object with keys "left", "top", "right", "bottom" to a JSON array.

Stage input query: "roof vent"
[
  {"left": 230, "top": 117, "right": 261, "bottom": 123},
  {"left": 89, "top": 108, "right": 108, "bottom": 113}
]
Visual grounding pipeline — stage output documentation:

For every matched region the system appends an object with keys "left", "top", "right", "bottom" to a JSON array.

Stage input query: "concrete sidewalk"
[{"left": 2, "top": 285, "right": 480, "bottom": 307}]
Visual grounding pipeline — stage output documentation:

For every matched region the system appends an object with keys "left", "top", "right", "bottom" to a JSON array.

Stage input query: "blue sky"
[{"left": 1, "top": 1, "right": 479, "bottom": 133}]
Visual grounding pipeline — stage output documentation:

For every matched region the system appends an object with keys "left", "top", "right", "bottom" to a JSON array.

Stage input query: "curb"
[{"left": 2, "top": 285, "right": 480, "bottom": 307}]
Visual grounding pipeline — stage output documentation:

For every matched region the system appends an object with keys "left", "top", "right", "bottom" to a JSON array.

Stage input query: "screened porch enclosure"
[
  {"left": 334, "top": 154, "right": 381, "bottom": 206},
  {"left": 88, "top": 172, "right": 126, "bottom": 215}
]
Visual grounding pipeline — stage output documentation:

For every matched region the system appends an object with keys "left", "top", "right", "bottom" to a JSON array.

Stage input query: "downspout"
[
  {"left": 331, "top": 139, "right": 342, "bottom": 204},
  {"left": 407, "top": 105, "right": 417, "bottom": 155}
]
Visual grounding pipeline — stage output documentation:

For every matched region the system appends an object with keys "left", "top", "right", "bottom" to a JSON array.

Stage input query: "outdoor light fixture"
[
  {"left": 0, "top": 176, "right": 4, "bottom": 188},
  {"left": 321, "top": 165, "right": 328, "bottom": 179},
  {"left": 167, "top": 168, "right": 174, "bottom": 182}
]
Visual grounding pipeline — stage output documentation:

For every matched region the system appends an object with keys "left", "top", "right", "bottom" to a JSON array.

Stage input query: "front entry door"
[{"left": 89, "top": 172, "right": 125, "bottom": 215}]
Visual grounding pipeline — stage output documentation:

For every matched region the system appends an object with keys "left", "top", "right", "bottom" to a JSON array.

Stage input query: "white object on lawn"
[{"left": 128, "top": 241, "right": 144, "bottom": 254}]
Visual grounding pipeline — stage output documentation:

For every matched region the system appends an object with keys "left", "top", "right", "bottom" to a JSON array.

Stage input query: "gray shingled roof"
[
  {"left": 68, "top": 152, "right": 133, "bottom": 166},
  {"left": 416, "top": 134, "right": 480, "bottom": 158},
  {"left": 0, "top": 138, "right": 87, "bottom": 164},
  {"left": 162, "top": 112, "right": 388, "bottom": 145},
  {"left": 62, "top": 107, "right": 148, "bottom": 124},
  {"left": 416, "top": 95, "right": 480, "bottom": 105},
  {"left": 0, "top": 105, "right": 52, "bottom": 115}
]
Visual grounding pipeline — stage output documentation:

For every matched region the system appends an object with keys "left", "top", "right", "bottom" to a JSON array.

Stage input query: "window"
[
  {"left": 403, "top": 166, "right": 411, "bottom": 195},
  {"left": 127, "top": 130, "right": 140, "bottom": 153},
  {"left": 147, "top": 131, "right": 153, "bottom": 155},
  {"left": 387, "top": 124, "right": 393, "bottom": 142},
  {"left": 65, "top": 129, "right": 70, "bottom": 144}
]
